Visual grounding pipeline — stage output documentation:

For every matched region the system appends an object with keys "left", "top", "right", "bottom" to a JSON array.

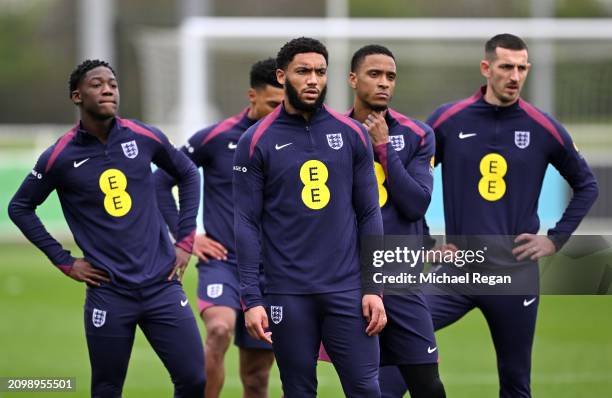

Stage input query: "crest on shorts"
[
  {"left": 121, "top": 140, "right": 139, "bottom": 158},
  {"left": 326, "top": 133, "right": 343, "bottom": 150},
  {"left": 92, "top": 308, "right": 106, "bottom": 328},
  {"left": 514, "top": 131, "right": 530, "bottom": 149},
  {"left": 389, "top": 135, "right": 405, "bottom": 151},
  {"left": 270, "top": 306, "right": 283, "bottom": 324},
  {"left": 206, "top": 283, "right": 223, "bottom": 298}
]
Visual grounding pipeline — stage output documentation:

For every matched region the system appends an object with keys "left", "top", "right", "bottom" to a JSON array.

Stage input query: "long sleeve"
[
  {"left": 352, "top": 130, "right": 384, "bottom": 295},
  {"left": 547, "top": 124, "right": 598, "bottom": 249},
  {"left": 374, "top": 128, "right": 435, "bottom": 221},
  {"left": 8, "top": 149, "right": 75, "bottom": 274},
  {"left": 152, "top": 132, "right": 200, "bottom": 252},
  {"left": 233, "top": 132, "right": 265, "bottom": 309},
  {"left": 154, "top": 169, "right": 180, "bottom": 238}
]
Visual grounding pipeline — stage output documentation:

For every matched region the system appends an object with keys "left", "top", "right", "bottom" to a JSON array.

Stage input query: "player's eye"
[
  {"left": 369, "top": 71, "right": 379, "bottom": 77},
  {"left": 316, "top": 69, "right": 326, "bottom": 76},
  {"left": 387, "top": 73, "right": 396, "bottom": 81}
]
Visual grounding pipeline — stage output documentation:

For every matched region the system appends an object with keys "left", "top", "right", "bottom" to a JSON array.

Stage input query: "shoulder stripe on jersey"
[
  {"left": 45, "top": 125, "right": 77, "bottom": 172},
  {"left": 388, "top": 108, "right": 426, "bottom": 146},
  {"left": 117, "top": 118, "right": 162, "bottom": 144},
  {"left": 518, "top": 99, "right": 564, "bottom": 146},
  {"left": 250, "top": 105, "right": 281, "bottom": 158},
  {"left": 430, "top": 88, "right": 483, "bottom": 129},
  {"left": 325, "top": 105, "right": 367, "bottom": 147},
  {"left": 202, "top": 107, "right": 249, "bottom": 146}
]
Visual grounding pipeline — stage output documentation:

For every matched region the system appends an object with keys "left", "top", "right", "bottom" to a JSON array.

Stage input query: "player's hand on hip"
[
  {"left": 513, "top": 234, "right": 557, "bottom": 261},
  {"left": 362, "top": 294, "right": 387, "bottom": 336},
  {"left": 68, "top": 258, "right": 111, "bottom": 286},
  {"left": 363, "top": 111, "right": 389, "bottom": 146},
  {"left": 168, "top": 247, "right": 192, "bottom": 281},
  {"left": 245, "top": 306, "right": 272, "bottom": 344},
  {"left": 193, "top": 234, "right": 228, "bottom": 262}
]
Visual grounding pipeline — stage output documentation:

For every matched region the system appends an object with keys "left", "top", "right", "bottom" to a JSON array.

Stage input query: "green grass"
[{"left": 0, "top": 243, "right": 611, "bottom": 397}]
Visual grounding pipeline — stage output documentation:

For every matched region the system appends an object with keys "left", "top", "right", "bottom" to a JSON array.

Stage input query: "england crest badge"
[
  {"left": 207, "top": 283, "right": 223, "bottom": 298},
  {"left": 389, "top": 135, "right": 405, "bottom": 151},
  {"left": 326, "top": 133, "right": 343, "bottom": 150},
  {"left": 121, "top": 140, "right": 139, "bottom": 158},
  {"left": 270, "top": 305, "right": 283, "bottom": 324},
  {"left": 514, "top": 131, "right": 530, "bottom": 149},
  {"left": 92, "top": 308, "right": 106, "bottom": 328}
]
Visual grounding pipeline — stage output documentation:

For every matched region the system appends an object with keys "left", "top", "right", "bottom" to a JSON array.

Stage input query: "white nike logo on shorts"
[{"left": 523, "top": 298, "right": 536, "bottom": 307}]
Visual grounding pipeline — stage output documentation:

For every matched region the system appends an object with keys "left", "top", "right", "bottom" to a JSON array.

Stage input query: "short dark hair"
[
  {"left": 250, "top": 58, "right": 282, "bottom": 89},
  {"left": 485, "top": 34, "right": 528, "bottom": 60},
  {"left": 350, "top": 44, "right": 395, "bottom": 72},
  {"left": 69, "top": 59, "right": 116, "bottom": 98},
  {"left": 276, "top": 37, "right": 328, "bottom": 71}
]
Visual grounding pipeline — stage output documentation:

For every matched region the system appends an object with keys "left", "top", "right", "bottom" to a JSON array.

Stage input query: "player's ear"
[
  {"left": 348, "top": 72, "right": 357, "bottom": 89},
  {"left": 480, "top": 59, "right": 491, "bottom": 79},
  {"left": 71, "top": 90, "right": 82, "bottom": 105},
  {"left": 247, "top": 88, "right": 257, "bottom": 105},
  {"left": 276, "top": 68, "right": 286, "bottom": 86}
]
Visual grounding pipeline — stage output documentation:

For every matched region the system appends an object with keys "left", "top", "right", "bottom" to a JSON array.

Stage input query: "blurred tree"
[{"left": 0, "top": 0, "right": 76, "bottom": 123}]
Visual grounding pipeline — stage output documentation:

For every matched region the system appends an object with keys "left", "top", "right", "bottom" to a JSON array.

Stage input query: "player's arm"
[
  {"left": 548, "top": 127, "right": 598, "bottom": 243},
  {"left": 375, "top": 125, "right": 435, "bottom": 221},
  {"left": 233, "top": 132, "right": 271, "bottom": 343},
  {"left": 352, "top": 127, "right": 386, "bottom": 336},
  {"left": 425, "top": 107, "right": 446, "bottom": 167},
  {"left": 8, "top": 150, "right": 109, "bottom": 285},
  {"left": 154, "top": 167, "right": 180, "bottom": 238},
  {"left": 149, "top": 128, "right": 201, "bottom": 279},
  {"left": 514, "top": 123, "right": 598, "bottom": 260},
  {"left": 154, "top": 132, "right": 205, "bottom": 239}
]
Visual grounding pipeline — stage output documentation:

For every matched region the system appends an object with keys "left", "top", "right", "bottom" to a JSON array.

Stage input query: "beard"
[{"left": 285, "top": 78, "right": 327, "bottom": 113}]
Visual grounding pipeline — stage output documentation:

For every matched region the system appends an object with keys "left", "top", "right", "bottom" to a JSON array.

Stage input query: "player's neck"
[
  {"left": 80, "top": 114, "right": 114, "bottom": 144},
  {"left": 283, "top": 99, "right": 313, "bottom": 121},
  {"left": 352, "top": 100, "right": 387, "bottom": 123},
  {"left": 351, "top": 101, "right": 374, "bottom": 123},
  {"left": 484, "top": 86, "right": 519, "bottom": 108}
]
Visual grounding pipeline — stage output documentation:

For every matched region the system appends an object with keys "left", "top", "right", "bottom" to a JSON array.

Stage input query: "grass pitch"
[{"left": 0, "top": 243, "right": 610, "bottom": 397}]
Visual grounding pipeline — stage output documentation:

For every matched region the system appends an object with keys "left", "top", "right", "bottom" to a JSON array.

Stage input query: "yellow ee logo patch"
[
  {"left": 299, "top": 160, "right": 330, "bottom": 210},
  {"left": 374, "top": 161, "right": 388, "bottom": 207},
  {"left": 478, "top": 153, "right": 508, "bottom": 201},
  {"left": 99, "top": 169, "right": 132, "bottom": 217}
]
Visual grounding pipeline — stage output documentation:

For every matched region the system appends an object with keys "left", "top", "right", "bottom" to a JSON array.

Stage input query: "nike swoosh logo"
[
  {"left": 427, "top": 346, "right": 438, "bottom": 354},
  {"left": 523, "top": 298, "right": 536, "bottom": 307},
  {"left": 73, "top": 158, "right": 90, "bottom": 168},
  {"left": 275, "top": 143, "right": 293, "bottom": 150},
  {"left": 458, "top": 132, "right": 477, "bottom": 139},
  {"left": 180, "top": 299, "right": 189, "bottom": 307},
  {"left": 228, "top": 142, "right": 237, "bottom": 150}
]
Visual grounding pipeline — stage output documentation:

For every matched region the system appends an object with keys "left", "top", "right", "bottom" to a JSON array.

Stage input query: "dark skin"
[{"left": 68, "top": 66, "right": 191, "bottom": 285}]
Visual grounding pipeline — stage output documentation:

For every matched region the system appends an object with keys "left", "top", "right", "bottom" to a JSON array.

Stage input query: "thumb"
[
  {"left": 262, "top": 310, "right": 269, "bottom": 330},
  {"left": 362, "top": 299, "right": 371, "bottom": 321}
]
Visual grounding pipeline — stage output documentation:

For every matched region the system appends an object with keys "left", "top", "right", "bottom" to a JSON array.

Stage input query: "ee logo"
[
  {"left": 299, "top": 160, "right": 330, "bottom": 210},
  {"left": 478, "top": 153, "right": 508, "bottom": 201},
  {"left": 374, "top": 161, "right": 388, "bottom": 207},
  {"left": 99, "top": 169, "right": 132, "bottom": 217}
]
